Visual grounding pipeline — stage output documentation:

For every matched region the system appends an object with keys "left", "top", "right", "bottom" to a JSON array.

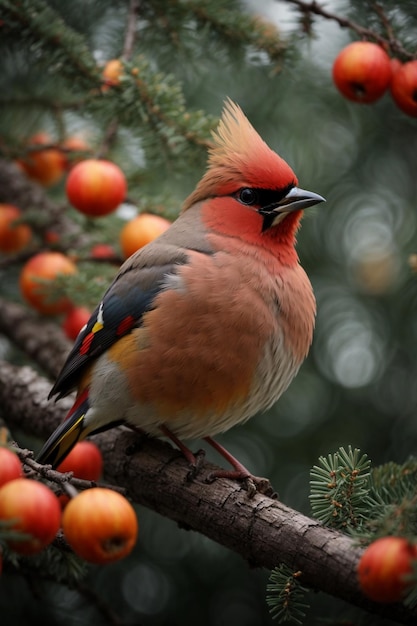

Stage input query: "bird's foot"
[
  {"left": 186, "top": 448, "right": 206, "bottom": 480},
  {"left": 157, "top": 427, "right": 276, "bottom": 496},
  {"left": 159, "top": 425, "right": 206, "bottom": 481},
  {"left": 203, "top": 436, "right": 277, "bottom": 498},
  {"left": 205, "top": 468, "right": 275, "bottom": 498}
]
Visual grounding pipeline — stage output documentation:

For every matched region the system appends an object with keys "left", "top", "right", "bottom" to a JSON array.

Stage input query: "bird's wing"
[{"left": 49, "top": 243, "right": 190, "bottom": 400}]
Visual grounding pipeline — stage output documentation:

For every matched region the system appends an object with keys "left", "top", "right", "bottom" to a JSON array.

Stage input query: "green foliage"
[
  {"left": 0, "top": 519, "right": 32, "bottom": 544},
  {"left": 0, "top": 0, "right": 100, "bottom": 85},
  {"left": 363, "top": 459, "right": 417, "bottom": 541},
  {"left": 310, "top": 448, "right": 417, "bottom": 543},
  {"left": 266, "top": 565, "right": 310, "bottom": 624},
  {"left": 348, "top": 0, "right": 417, "bottom": 58},
  {"left": 92, "top": 56, "right": 216, "bottom": 169},
  {"left": 309, "top": 446, "right": 372, "bottom": 531},
  {"left": 138, "top": 0, "right": 286, "bottom": 71},
  {"left": 21, "top": 543, "right": 88, "bottom": 586},
  {"left": 57, "top": 262, "right": 118, "bottom": 309},
  {"left": 1, "top": 540, "right": 88, "bottom": 587}
]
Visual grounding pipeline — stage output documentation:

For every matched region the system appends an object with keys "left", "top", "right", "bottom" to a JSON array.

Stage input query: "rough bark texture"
[
  {"left": 0, "top": 300, "right": 416, "bottom": 624},
  {"left": 0, "top": 360, "right": 73, "bottom": 434},
  {"left": 0, "top": 297, "right": 72, "bottom": 379}
]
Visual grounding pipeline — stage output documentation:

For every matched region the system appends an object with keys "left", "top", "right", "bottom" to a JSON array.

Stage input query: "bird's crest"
[{"left": 183, "top": 99, "right": 297, "bottom": 211}]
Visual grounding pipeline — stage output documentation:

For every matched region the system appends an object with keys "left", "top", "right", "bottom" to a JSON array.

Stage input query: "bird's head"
[{"left": 183, "top": 99, "right": 324, "bottom": 237}]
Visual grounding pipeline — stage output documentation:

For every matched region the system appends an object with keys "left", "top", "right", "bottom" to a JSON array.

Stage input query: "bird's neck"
[{"left": 202, "top": 197, "right": 301, "bottom": 267}]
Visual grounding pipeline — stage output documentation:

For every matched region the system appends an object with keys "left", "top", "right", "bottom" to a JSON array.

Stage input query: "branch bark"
[
  {"left": 0, "top": 358, "right": 415, "bottom": 625},
  {"left": 284, "top": 0, "right": 414, "bottom": 59},
  {"left": 0, "top": 159, "right": 89, "bottom": 248},
  {"left": 0, "top": 297, "right": 71, "bottom": 379}
]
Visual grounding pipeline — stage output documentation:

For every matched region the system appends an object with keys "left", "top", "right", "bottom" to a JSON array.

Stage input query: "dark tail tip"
[{"left": 37, "top": 411, "right": 87, "bottom": 469}]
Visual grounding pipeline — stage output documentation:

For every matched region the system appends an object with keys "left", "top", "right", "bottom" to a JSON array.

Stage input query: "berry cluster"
[
  {"left": 1, "top": 76, "right": 171, "bottom": 338},
  {"left": 333, "top": 41, "right": 417, "bottom": 117},
  {"left": 0, "top": 444, "right": 138, "bottom": 566}
]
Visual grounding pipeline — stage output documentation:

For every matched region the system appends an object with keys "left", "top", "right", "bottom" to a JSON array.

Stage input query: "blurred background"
[{"left": 0, "top": 0, "right": 417, "bottom": 624}]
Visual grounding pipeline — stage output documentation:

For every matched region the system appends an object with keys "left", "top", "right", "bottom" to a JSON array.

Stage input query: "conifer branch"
[
  {"left": 177, "top": 0, "right": 286, "bottom": 66},
  {"left": 0, "top": 0, "right": 100, "bottom": 84}
]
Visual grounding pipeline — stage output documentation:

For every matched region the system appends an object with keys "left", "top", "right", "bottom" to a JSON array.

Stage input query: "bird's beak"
[
  {"left": 274, "top": 186, "right": 325, "bottom": 213},
  {"left": 259, "top": 186, "right": 325, "bottom": 231}
]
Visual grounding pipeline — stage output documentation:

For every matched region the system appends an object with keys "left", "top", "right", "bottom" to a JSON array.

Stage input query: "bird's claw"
[
  {"left": 186, "top": 448, "right": 206, "bottom": 481},
  {"left": 205, "top": 469, "right": 276, "bottom": 499}
]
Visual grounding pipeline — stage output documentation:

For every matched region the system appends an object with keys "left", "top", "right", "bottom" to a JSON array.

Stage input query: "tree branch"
[
  {"left": 0, "top": 297, "right": 71, "bottom": 379},
  {"left": 122, "top": 0, "right": 141, "bottom": 61},
  {"left": 0, "top": 358, "right": 415, "bottom": 625},
  {"left": 283, "top": 0, "right": 414, "bottom": 59},
  {"left": 96, "top": 0, "right": 140, "bottom": 159},
  {"left": 0, "top": 159, "right": 89, "bottom": 248}
]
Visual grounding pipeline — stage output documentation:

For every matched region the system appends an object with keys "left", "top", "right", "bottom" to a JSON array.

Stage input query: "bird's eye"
[{"left": 238, "top": 188, "right": 258, "bottom": 205}]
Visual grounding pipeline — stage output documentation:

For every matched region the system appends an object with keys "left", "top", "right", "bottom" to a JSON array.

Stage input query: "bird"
[{"left": 37, "top": 99, "right": 324, "bottom": 482}]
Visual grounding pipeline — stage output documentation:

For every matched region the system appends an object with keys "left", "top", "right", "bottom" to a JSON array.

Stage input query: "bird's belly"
[{"left": 88, "top": 326, "right": 300, "bottom": 440}]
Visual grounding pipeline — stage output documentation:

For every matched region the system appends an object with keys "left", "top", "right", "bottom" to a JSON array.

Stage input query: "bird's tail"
[{"left": 37, "top": 390, "right": 90, "bottom": 468}]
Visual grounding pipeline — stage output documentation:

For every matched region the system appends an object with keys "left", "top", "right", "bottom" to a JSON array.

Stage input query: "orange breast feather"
[{"left": 106, "top": 251, "right": 276, "bottom": 421}]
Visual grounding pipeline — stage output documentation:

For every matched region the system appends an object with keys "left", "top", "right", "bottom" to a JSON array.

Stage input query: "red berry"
[
  {"left": 57, "top": 441, "right": 103, "bottom": 481},
  {"left": 62, "top": 306, "right": 91, "bottom": 341},
  {"left": 357, "top": 536, "right": 417, "bottom": 603},
  {"left": 0, "top": 479, "right": 61, "bottom": 555},
  {"left": 332, "top": 42, "right": 392, "bottom": 103},
  {"left": 66, "top": 159, "right": 127, "bottom": 217},
  {"left": 390, "top": 60, "right": 417, "bottom": 117},
  {"left": 91, "top": 243, "right": 117, "bottom": 259},
  {"left": 0, "top": 448, "right": 23, "bottom": 487}
]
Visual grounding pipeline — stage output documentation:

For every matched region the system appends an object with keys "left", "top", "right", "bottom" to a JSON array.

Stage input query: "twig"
[
  {"left": 96, "top": 0, "right": 141, "bottom": 159},
  {"left": 372, "top": 2, "right": 395, "bottom": 43},
  {"left": 11, "top": 445, "right": 127, "bottom": 497},
  {"left": 283, "top": 0, "right": 415, "bottom": 59},
  {"left": 122, "top": 0, "right": 141, "bottom": 61}
]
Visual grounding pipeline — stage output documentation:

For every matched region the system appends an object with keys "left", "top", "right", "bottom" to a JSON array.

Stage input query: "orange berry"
[
  {"left": 62, "top": 488, "right": 138, "bottom": 564},
  {"left": 102, "top": 59, "right": 123, "bottom": 89},
  {"left": 20, "top": 252, "right": 77, "bottom": 315},
  {"left": 120, "top": 213, "right": 171, "bottom": 258},
  {"left": 18, "top": 132, "right": 66, "bottom": 186},
  {"left": 0, "top": 204, "right": 32, "bottom": 253}
]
